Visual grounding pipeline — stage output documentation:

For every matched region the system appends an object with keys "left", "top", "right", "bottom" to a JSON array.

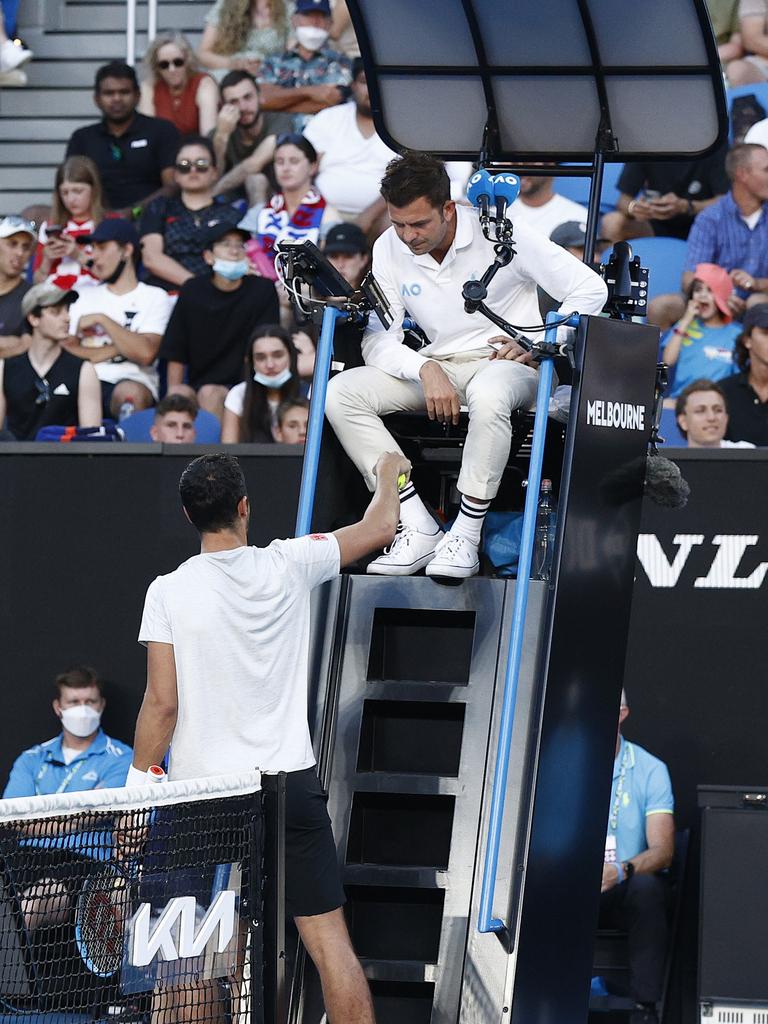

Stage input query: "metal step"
[
  {"left": 62, "top": 3, "right": 207, "bottom": 31},
  {"left": 0, "top": 88, "right": 94, "bottom": 117},
  {"left": 25, "top": 59, "right": 104, "bottom": 87},
  {"left": 0, "top": 166, "right": 59, "bottom": 190},
  {"left": 1, "top": 141, "right": 68, "bottom": 164},
  {"left": 0, "top": 193, "right": 52, "bottom": 212},
  {"left": 0, "top": 118, "right": 88, "bottom": 141}
]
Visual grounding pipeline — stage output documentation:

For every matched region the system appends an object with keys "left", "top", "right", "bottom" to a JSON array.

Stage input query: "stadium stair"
[{"left": 0, "top": 0, "right": 210, "bottom": 215}]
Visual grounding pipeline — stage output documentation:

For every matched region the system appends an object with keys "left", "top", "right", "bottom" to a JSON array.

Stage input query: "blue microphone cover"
[
  {"left": 491, "top": 173, "right": 521, "bottom": 205},
  {"left": 466, "top": 168, "right": 494, "bottom": 207}
]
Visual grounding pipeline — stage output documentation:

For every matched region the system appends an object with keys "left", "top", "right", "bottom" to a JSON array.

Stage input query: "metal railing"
[{"left": 125, "top": 0, "right": 158, "bottom": 66}]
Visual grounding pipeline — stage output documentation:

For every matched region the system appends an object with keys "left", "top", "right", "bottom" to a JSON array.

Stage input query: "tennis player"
[{"left": 131, "top": 450, "right": 409, "bottom": 1024}]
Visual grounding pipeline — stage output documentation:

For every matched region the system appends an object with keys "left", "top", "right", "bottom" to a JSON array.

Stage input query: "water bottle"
[{"left": 532, "top": 479, "right": 556, "bottom": 581}]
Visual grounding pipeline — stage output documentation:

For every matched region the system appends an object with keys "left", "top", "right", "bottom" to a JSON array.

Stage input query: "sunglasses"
[
  {"left": 175, "top": 158, "right": 212, "bottom": 174},
  {"left": 158, "top": 57, "right": 185, "bottom": 70},
  {"left": 34, "top": 377, "right": 51, "bottom": 406}
]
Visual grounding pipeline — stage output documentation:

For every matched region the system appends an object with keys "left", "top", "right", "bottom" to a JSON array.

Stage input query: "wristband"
[
  {"left": 126, "top": 764, "right": 148, "bottom": 787},
  {"left": 673, "top": 327, "right": 689, "bottom": 337},
  {"left": 614, "top": 860, "right": 625, "bottom": 883}
]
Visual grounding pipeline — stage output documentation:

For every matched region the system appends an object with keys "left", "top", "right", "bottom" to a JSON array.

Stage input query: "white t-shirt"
[
  {"left": 138, "top": 536, "right": 340, "bottom": 780},
  {"left": 509, "top": 193, "right": 589, "bottom": 239},
  {"left": 303, "top": 102, "right": 399, "bottom": 215},
  {"left": 721, "top": 439, "right": 756, "bottom": 448},
  {"left": 361, "top": 204, "right": 608, "bottom": 382},
  {"left": 223, "top": 382, "right": 279, "bottom": 427},
  {"left": 68, "top": 282, "right": 172, "bottom": 398},
  {"left": 744, "top": 119, "right": 768, "bottom": 149}
]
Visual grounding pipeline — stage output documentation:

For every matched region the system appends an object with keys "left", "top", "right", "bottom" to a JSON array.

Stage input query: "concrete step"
[
  {"left": 0, "top": 193, "right": 53, "bottom": 213},
  {"left": 62, "top": 2, "right": 207, "bottom": 30},
  {"left": 25, "top": 59, "right": 102, "bottom": 87},
  {"left": 0, "top": 118, "right": 89, "bottom": 141},
  {"left": 29, "top": 30, "right": 201, "bottom": 58},
  {"left": 0, "top": 87, "right": 94, "bottom": 117},
  {"left": 1, "top": 141, "right": 68, "bottom": 164},
  {"left": 0, "top": 166, "right": 58, "bottom": 190}
]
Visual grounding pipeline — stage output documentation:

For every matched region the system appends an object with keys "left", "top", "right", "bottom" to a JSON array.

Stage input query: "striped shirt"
[{"left": 684, "top": 192, "right": 768, "bottom": 285}]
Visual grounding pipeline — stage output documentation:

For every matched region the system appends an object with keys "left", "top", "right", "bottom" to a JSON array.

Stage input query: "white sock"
[
  {"left": 398, "top": 483, "right": 439, "bottom": 534},
  {"left": 451, "top": 496, "right": 490, "bottom": 547}
]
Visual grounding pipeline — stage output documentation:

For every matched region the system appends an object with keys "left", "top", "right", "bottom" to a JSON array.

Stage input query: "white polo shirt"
[
  {"left": 361, "top": 204, "right": 608, "bottom": 383},
  {"left": 510, "top": 192, "right": 589, "bottom": 239}
]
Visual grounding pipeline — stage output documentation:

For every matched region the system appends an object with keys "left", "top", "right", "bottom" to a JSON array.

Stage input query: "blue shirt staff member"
[
  {"left": 2, "top": 665, "right": 132, "bottom": 933},
  {"left": 325, "top": 152, "right": 608, "bottom": 580},
  {"left": 599, "top": 689, "right": 674, "bottom": 1024}
]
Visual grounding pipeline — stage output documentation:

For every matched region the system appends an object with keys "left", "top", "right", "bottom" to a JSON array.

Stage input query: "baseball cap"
[
  {"left": 79, "top": 218, "right": 139, "bottom": 248},
  {"left": 323, "top": 223, "right": 368, "bottom": 255},
  {"left": 692, "top": 263, "right": 734, "bottom": 322},
  {"left": 550, "top": 221, "right": 587, "bottom": 249},
  {"left": 742, "top": 302, "right": 768, "bottom": 331},
  {"left": 204, "top": 221, "right": 251, "bottom": 249},
  {"left": 294, "top": 0, "right": 331, "bottom": 13},
  {"left": 0, "top": 215, "right": 37, "bottom": 241},
  {"left": 21, "top": 283, "right": 78, "bottom": 319}
]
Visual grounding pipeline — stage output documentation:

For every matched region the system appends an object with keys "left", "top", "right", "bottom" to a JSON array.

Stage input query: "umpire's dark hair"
[
  {"left": 94, "top": 61, "right": 139, "bottom": 93},
  {"left": 179, "top": 454, "right": 247, "bottom": 533},
  {"left": 380, "top": 152, "right": 451, "bottom": 210}
]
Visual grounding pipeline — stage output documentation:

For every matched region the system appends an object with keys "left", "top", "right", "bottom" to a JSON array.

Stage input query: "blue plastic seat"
[
  {"left": 660, "top": 407, "right": 687, "bottom": 447},
  {"left": 119, "top": 407, "right": 222, "bottom": 443},
  {"left": 617, "top": 236, "right": 688, "bottom": 300},
  {"left": 552, "top": 163, "right": 624, "bottom": 215},
  {"left": 726, "top": 83, "right": 768, "bottom": 142}
]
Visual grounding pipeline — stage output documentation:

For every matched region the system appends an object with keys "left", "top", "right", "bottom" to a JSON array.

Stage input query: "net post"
[{"left": 262, "top": 772, "right": 287, "bottom": 1024}]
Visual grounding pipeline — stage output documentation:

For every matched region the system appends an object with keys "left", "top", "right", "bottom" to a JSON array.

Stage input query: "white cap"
[{"left": 0, "top": 215, "right": 36, "bottom": 241}]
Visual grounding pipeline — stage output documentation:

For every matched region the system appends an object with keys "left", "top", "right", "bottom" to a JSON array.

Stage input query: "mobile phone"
[
  {"left": 46, "top": 225, "right": 64, "bottom": 238},
  {"left": 642, "top": 189, "right": 661, "bottom": 201}
]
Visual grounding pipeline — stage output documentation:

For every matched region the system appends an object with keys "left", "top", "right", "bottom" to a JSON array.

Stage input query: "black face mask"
[{"left": 103, "top": 257, "right": 127, "bottom": 286}]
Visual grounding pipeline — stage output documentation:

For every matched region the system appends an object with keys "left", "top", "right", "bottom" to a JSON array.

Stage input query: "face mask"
[
  {"left": 295, "top": 25, "right": 329, "bottom": 51},
  {"left": 103, "top": 258, "right": 127, "bottom": 286},
  {"left": 212, "top": 257, "right": 250, "bottom": 281},
  {"left": 60, "top": 705, "right": 102, "bottom": 738},
  {"left": 253, "top": 367, "right": 292, "bottom": 389}
]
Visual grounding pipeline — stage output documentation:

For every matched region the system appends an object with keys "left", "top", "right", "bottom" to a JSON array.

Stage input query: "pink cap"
[{"left": 693, "top": 263, "right": 733, "bottom": 322}]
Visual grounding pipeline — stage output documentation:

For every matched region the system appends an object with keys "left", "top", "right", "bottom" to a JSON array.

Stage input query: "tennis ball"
[{"left": 397, "top": 473, "right": 408, "bottom": 491}]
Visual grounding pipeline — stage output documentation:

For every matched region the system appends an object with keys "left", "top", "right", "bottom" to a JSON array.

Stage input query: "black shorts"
[{"left": 284, "top": 768, "right": 345, "bottom": 919}]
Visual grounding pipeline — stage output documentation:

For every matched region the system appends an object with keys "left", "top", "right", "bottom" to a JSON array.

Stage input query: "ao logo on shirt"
[{"left": 401, "top": 283, "right": 421, "bottom": 297}]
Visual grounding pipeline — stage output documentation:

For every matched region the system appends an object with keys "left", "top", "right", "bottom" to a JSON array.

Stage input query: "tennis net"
[{"left": 0, "top": 771, "right": 262, "bottom": 1024}]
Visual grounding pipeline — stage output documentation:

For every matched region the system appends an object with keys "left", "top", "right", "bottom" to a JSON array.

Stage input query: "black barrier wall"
[{"left": 0, "top": 445, "right": 764, "bottom": 1023}]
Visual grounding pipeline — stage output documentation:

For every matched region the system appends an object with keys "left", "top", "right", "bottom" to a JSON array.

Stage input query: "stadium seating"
[
  {"left": 617, "top": 236, "right": 687, "bottom": 301},
  {"left": 553, "top": 162, "right": 624, "bottom": 215},
  {"left": 119, "top": 408, "right": 222, "bottom": 443},
  {"left": 726, "top": 82, "right": 768, "bottom": 142}
]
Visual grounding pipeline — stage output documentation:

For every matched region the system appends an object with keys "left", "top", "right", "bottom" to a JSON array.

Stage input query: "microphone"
[
  {"left": 466, "top": 169, "right": 494, "bottom": 232},
  {"left": 491, "top": 173, "right": 521, "bottom": 239}
]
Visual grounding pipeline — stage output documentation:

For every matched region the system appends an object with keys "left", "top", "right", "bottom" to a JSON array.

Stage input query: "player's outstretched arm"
[
  {"left": 333, "top": 452, "right": 410, "bottom": 568},
  {"left": 131, "top": 641, "right": 179, "bottom": 774}
]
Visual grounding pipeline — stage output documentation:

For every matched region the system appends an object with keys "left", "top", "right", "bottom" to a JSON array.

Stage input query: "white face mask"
[
  {"left": 295, "top": 25, "right": 329, "bottom": 51},
  {"left": 60, "top": 705, "right": 102, "bottom": 738},
  {"left": 253, "top": 367, "right": 292, "bottom": 389}
]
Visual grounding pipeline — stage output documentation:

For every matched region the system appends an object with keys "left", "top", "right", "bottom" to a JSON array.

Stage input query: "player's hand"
[
  {"left": 489, "top": 336, "right": 536, "bottom": 365},
  {"left": 419, "top": 360, "right": 460, "bottom": 425},
  {"left": 216, "top": 103, "right": 240, "bottom": 134},
  {"left": 730, "top": 268, "right": 755, "bottom": 292},
  {"left": 374, "top": 452, "right": 411, "bottom": 484},
  {"left": 114, "top": 811, "right": 150, "bottom": 859},
  {"left": 601, "top": 861, "right": 620, "bottom": 893}
]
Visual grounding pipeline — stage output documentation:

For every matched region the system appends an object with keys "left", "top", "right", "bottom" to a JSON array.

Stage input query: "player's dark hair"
[
  {"left": 380, "top": 152, "right": 450, "bottom": 210},
  {"left": 179, "top": 454, "right": 247, "bottom": 533},
  {"left": 94, "top": 61, "right": 139, "bottom": 93},
  {"left": 54, "top": 665, "right": 104, "bottom": 699},
  {"left": 674, "top": 378, "right": 726, "bottom": 438},
  {"left": 220, "top": 69, "right": 259, "bottom": 95}
]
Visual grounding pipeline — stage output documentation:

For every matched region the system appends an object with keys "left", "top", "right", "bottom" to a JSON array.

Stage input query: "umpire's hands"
[
  {"left": 488, "top": 335, "right": 536, "bottom": 365},
  {"left": 419, "top": 360, "right": 460, "bottom": 425}
]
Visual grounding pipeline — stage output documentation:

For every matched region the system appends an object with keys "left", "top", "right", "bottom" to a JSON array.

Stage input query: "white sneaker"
[
  {"left": 367, "top": 523, "right": 442, "bottom": 576},
  {"left": 425, "top": 532, "right": 480, "bottom": 579},
  {"left": 0, "top": 67, "right": 27, "bottom": 85},
  {"left": 0, "top": 39, "right": 33, "bottom": 72}
]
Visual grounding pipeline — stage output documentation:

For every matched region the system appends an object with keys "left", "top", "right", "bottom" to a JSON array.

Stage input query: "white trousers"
[{"left": 325, "top": 349, "right": 539, "bottom": 500}]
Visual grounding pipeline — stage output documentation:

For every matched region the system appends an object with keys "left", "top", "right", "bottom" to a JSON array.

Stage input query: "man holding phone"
[{"left": 602, "top": 149, "right": 729, "bottom": 243}]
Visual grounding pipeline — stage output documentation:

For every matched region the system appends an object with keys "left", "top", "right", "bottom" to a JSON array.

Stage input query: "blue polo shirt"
[
  {"left": 3, "top": 729, "right": 133, "bottom": 799},
  {"left": 684, "top": 191, "right": 768, "bottom": 282},
  {"left": 607, "top": 737, "right": 674, "bottom": 863}
]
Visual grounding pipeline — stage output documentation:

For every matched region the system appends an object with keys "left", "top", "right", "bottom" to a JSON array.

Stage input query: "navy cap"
[
  {"left": 79, "top": 218, "right": 139, "bottom": 248},
  {"left": 204, "top": 221, "right": 251, "bottom": 249},
  {"left": 742, "top": 302, "right": 768, "bottom": 331},
  {"left": 550, "top": 220, "right": 587, "bottom": 249},
  {"left": 294, "top": 0, "right": 331, "bottom": 14},
  {"left": 323, "top": 222, "right": 368, "bottom": 255}
]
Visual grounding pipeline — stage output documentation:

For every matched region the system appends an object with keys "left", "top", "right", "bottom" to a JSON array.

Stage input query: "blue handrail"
[
  {"left": 295, "top": 305, "right": 347, "bottom": 536},
  {"left": 477, "top": 310, "right": 580, "bottom": 935}
]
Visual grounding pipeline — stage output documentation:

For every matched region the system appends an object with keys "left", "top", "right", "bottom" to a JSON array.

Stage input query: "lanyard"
[
  {"left": 608, "top": 742, "right": 630, "bottom": 833},
  {"left": 34, "top": 757, "right": 87, "bottom": 796}
]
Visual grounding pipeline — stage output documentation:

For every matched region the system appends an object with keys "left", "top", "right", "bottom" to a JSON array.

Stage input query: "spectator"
[
  {"left": 66, "top": 61, "right": 179, "bottom": 215},
  {"left": 328, "top": 0, "right": 359, "bottom": 57},
  {"left": 548, "top": 220, "right": 611, "bottom": 263},
  {"left": 3, "top": 665, "right": 132, "bottom": 798},
  {"left": 0, "top": 1, "right": 31, "bottom": 81},
  {"left": 66, "top": 219, "right": 172, "bottom": 419},
  {"left": 510, "top": 172, "right": 590, "bottom": 238},
  {"left": 149, "top": 392, "right": 198, "bottom": 443},
  {"left": 323, "top": 221, "right": 369, "bottom": 285},
  {"left": 258, "top": 0, "right": 351, "bottom": 130},
  {"left": 303, "top": 58, "right": 396, "bottom": 232},
  {"left": 683, "top": 144, "right": 768, "bottom": 311},
  {"left": 197, "top": 0, "right": 288, "bottom": 75},
  {"left": 34, "top": 156, "right": 104, "bottom": 291},
  {"left": 663, "top": 264, "right": 741, "bottom": 397},
  {"left": 160, "top": 223, "right": 279, "bottom": 419},
  {"left": 139, "top": 136, "right": 243, "bottom": 291},
  {"left": 709, "top": 0, "right": 744, "bottom": 65},
  {"left": 291, "top": 326, "right": 317, "bottom": 379},
  {"left": 221, "top": 324, "right": 307, "bottom": 441},
  {"left": 0, "top": 215, "right": 34, "bottom": 358},
  {"left": 210, "top": 70, "right": 293, "bottom": 204},
  {"left": 720, "top": 302, "right": 768, "bottom": 443},
  {"left": 726, "top": 0, "right": 768, "bottom": 83},
  {"left": 2, "top": 665, "right": 132, "bottom": 933},
  {"left": 138, "top": 32, "right": 219, "bottom": 137},
  {"left": 0, "top": 284, "right": 101, "bottom": 440},
  {"left": 240, "top": 133, "right": 341, "bottom": 279},
  {"left": 674, "top": 378, "right": 755, "bottom": 447},
  {"left": 274, "top": 395, "right": 309, "bottom": 443},
  {"left": 601, "top": 149, "right": 729, "bottom": 243},
  {"left": 599, "top": 690, "right": 674, "bottom": 1024}
]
